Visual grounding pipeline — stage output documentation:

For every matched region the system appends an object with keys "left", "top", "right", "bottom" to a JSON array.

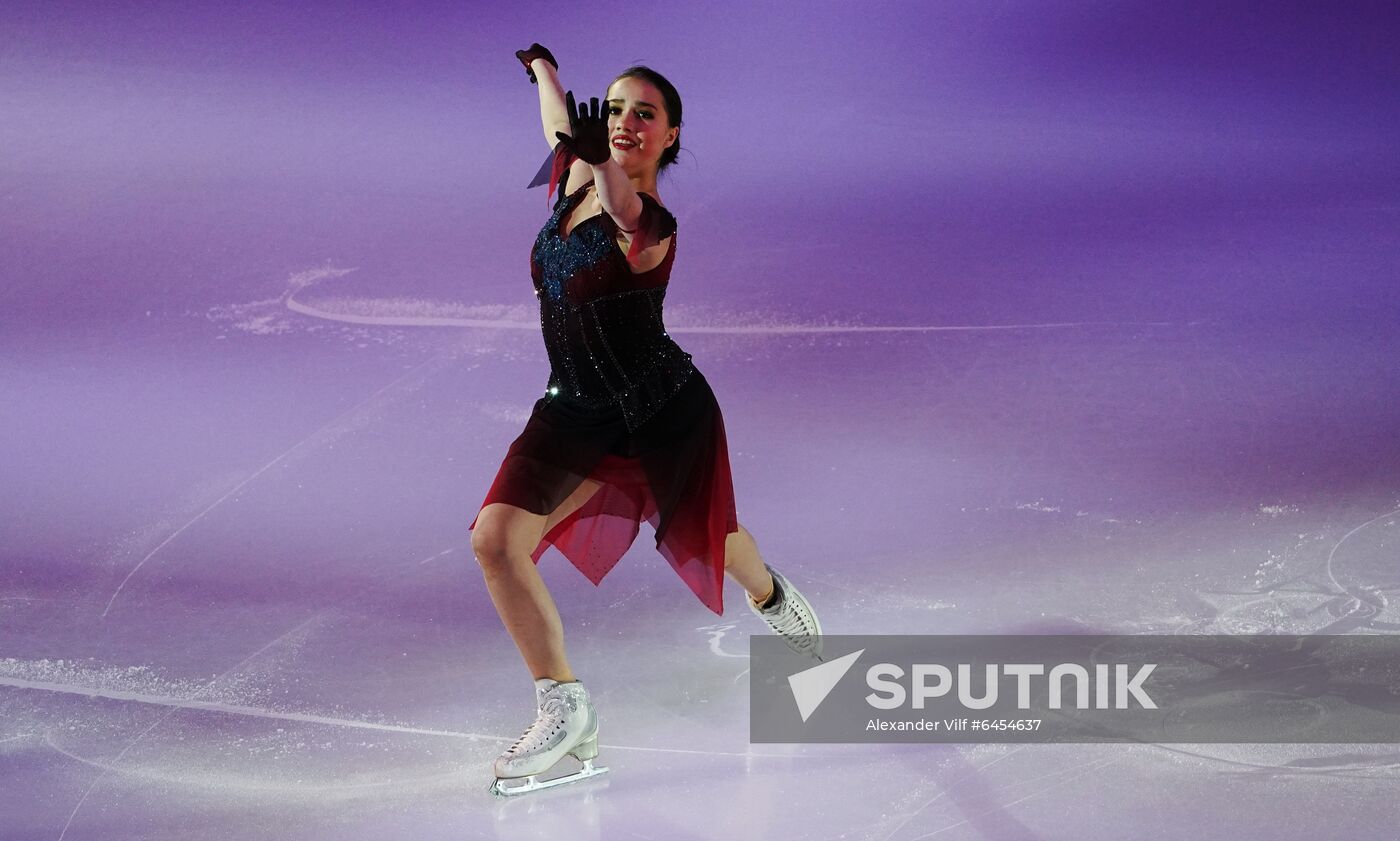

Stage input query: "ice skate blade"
[
  {"left": 783, "top": 636, "right": 825, "bottom": 662},
  {"left": 489, "top": 760, "right": 609, "bottom": 797}
]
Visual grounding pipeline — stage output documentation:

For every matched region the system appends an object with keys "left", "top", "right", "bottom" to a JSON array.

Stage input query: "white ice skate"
[
  {"left": 749, "top": 563, "right": 824, "bottom": 660},
  {"left": 489, "top": 678, "right": 609, "bottom": 796}
]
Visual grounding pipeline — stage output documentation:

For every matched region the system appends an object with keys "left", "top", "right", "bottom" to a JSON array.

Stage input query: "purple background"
[{"left": 3, "top": 2, "right": 1399, "bottom": 839}]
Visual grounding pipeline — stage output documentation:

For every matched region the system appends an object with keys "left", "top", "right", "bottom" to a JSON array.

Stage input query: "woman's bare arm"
[
  {"left": 591, "top": 158, "right": 643, "bottom": 232},
  {"left": 595, "top": 158, "right": 675, "bottom": 271},
  {"left": 533, "top": 62, "right": 573, "bottom": 150},
  {"left": 561, "top": 94, "right": 650, "bottom": 241},
  {"left": 553, "top": 92, "right": 666, "bottom": 268}
]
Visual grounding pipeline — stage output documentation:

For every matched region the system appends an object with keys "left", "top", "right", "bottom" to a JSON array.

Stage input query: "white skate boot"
[
  {"left": 489, "top": 678, "right": 608, "bottom": 796},
  {"left": 748, "top": 563, "right": 824, "bottom": 660}
]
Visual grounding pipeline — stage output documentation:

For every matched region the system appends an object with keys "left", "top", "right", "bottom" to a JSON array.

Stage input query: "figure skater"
[{"left": 468, "top": 43, "right": 823, "bottom": 796}]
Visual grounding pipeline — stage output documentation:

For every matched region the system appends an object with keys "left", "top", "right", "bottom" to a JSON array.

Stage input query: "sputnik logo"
[{"left": 788, "top": 649, "right": 864, "bottom": 722}]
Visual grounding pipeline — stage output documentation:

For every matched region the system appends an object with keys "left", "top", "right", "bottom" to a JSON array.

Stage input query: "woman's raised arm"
[{"left": 514, "top": 43, "right": 572, "bottom": 150}]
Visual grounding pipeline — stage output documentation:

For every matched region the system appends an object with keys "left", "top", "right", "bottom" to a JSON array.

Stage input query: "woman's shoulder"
[
  {"left": 636, "top": 192, "right": 676, "bottom": 239},
  {"left": 614, "top": 192, "right": 676, "bottom": 275},
  {"left": 564, "top": 157, "right": 594, "bottom": 198}
]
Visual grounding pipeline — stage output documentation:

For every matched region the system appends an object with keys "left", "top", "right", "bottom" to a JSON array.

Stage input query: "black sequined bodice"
[{"left": 529, "top": 183, "right": 694, "bottom": 432}]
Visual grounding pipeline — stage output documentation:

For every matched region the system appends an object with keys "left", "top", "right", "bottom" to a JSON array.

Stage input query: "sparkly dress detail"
[
  {"left": 470, "top": 168, "right": 739, "bottom": 616},
  {"left": 532, "top": 181, "right": 696, "bottom": 432}
]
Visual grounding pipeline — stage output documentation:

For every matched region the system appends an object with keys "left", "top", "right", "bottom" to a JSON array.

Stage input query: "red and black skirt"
[{"left": 468, "top": 369, "right": 738, "bottom": 615}]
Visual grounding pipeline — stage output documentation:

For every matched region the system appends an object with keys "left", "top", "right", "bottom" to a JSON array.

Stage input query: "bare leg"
[
  {"left": 470, "top": 479, "right": 604, "bottom": 682},
  {"left": 723, "top": 523, "right": 776, "bottom": 607}
]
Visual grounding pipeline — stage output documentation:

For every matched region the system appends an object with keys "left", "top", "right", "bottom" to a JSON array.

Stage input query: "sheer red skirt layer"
[{"left": 468, "top": 370, "right": 738, "bottom": 615}]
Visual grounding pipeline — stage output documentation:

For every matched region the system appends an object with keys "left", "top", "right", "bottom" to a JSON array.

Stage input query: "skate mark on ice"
[
  {"left": 1177, "top": 587, "right": 1392, "bottom": 636},
  {"left": 874, "top": 745, "right": 1029, "bottom": 841},
  {"left": 696, "top": 623, "right": 748, "bottom": 658},
  {"left": 419, "top": 547, "right": 457, "bottom": 565},
  {"left": 904, "top": 755, "right": 1124, "bottom": 840},
  {"left": 39, "top": 731, "right": 464, "bottom": 793},
  {"left": 0, "top": 673, "right": 500, "bottom": 742},
  {"left": 11, "top": 670, "right": 788, "bottom": 791},
  {"left": 53, "top": 610, "right": 331, "bottom": 841},
  {"left": 1142, "top": 738, "right": 1400, "bottom": 778},
  {"left": 1324, "top": 506, "right": 1400, "bottom": 604},
  {"left": 280, "top": 272, "right": 1187, "bottom": 335},
  {"left": 100, "top": 351, "right": 448, "bottom": 618},
  {"left": 1175, "top": 507, "right": 1400, "bottom": 636}
]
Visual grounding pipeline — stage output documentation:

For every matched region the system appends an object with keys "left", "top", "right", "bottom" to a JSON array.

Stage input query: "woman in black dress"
[{"left": 470, "top": 44, "right": 823, "bottom": 796}]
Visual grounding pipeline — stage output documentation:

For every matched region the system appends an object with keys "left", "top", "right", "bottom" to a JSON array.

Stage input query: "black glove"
[
  {"left": 514, "top": 43, "right": 558, "bottom": 85},
  {"left": 554, "top": 90, "right": 610, "bottom": 165}
]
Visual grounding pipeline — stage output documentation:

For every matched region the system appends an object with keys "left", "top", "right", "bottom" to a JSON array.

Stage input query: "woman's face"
[{"left": 605, "top": 77, "right": 677, "bottom": 178}]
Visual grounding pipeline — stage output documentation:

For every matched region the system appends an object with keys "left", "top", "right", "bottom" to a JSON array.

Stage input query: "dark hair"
[{"left": 610, "top": 65, "right": 683, "bottom": 174}]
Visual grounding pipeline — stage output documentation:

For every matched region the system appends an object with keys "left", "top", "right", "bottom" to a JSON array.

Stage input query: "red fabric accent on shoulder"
[
  {"left": 547, "top": 143, "right": 578, "bottom": 206},
  {"left": 625, "top": 194, "right": 677, "bottom": 262}
]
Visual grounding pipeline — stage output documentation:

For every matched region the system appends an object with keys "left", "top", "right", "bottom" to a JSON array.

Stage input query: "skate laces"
[
  {"left": 505, "top": 696, "right": 567, "bottom": 755},
  {"left": 764, "top": 591, "right": 816, "bottom": 640}
]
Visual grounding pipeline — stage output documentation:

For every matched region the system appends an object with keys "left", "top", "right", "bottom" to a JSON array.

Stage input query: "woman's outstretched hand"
[
  {"left": 554, "top": 91, "right": 611, "bottom": 165},
  {"left": 514, "top": 43, "right": 558, "bottom": 84}
]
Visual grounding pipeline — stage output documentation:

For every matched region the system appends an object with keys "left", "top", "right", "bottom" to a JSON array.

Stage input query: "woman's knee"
[
  {"left": 470, "top": 503, "right": 544, "bottom": 572},
  {"left": 469, "top": 524, "right": 506, "bottom": 571}
]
